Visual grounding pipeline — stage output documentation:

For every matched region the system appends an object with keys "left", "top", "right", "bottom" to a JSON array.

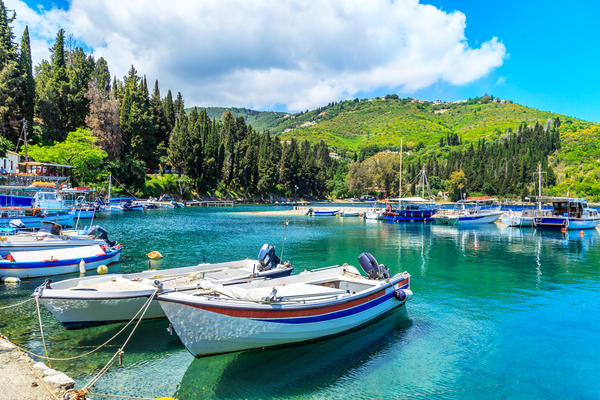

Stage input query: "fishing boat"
[
  {"left": 381, "top": 197, "right": 439, "bottom": 223},
  {"left": 35, "top": 244, "right": 293, "bottom": 329},
  {"left": 338, "top": 210, "right": 361, "bottom": 217},
  {"left": 500, "top": 209, "right": 539, "bottom": 227},
  {"left": 533, "top": 198, "right": 600, "bottom": 230},
  {"left": 0, "top": 243, "right": 122, "bottom": 279},
  {"left": 0, "top": 221, "right": 115, "bottom": 254},
  {"left": 307, "top": 208, "right": 339, "bottom": 216},
  {"left": 364, "top": 210, "right": 382, "bottom": 220},
  {"left": 433, "top": 198, "right": 502, "bottom": 226},
  {"left": 157, "top": 253, "right": 412, "bottom": 357},
  {"left": 122, "top": 201, "right": 144, "bottom": 211}
]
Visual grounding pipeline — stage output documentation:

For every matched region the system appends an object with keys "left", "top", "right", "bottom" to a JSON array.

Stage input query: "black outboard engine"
[
  {"left": 39, "top": 221, "right": 62, "bottom": 235},
  {"left": 358, "top": 252, "right": 390, "bottom": 280},
  {"left": 257, "top": 243, "right": 281, "bottom": 271},
  {"left": 84, "top": 225, "right": 116, "bottom": 247}
]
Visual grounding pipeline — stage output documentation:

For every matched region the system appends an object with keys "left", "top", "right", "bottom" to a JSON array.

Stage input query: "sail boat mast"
[{"left": 398, "top": 137, "right": 403, "bottom": 208}]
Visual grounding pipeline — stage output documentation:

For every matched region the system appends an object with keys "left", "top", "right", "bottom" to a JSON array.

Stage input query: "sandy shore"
[
  {"left": 0, "top": 337, "right": 74, "bottom": 400},
  {"left": 240, "top": 206, "right": 374, "bottom": 216}
]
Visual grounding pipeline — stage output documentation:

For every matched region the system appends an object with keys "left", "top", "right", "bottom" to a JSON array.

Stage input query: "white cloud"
[{"left": 6, "top": 0, "right": 506, "bottom": 111}]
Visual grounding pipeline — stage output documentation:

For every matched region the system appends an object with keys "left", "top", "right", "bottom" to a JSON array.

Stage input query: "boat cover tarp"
[{"left": 10, "top": 245, "right": 105, "bottom": 263}]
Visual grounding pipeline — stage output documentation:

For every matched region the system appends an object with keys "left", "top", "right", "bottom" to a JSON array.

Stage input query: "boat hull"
[
  {"left": 381, "top": 209, "right": 437, "bottom": 223},
  {"left": 0, "top": 238, "right": 107, "bottom": 254},
  {"left": 159, "top": 277, "right": 410, "bottom": 357},
  {"left": 0, "top": 247, "right": 121, "bottom": 279},
  {"left": 436, "top": 211, "right": 502, "bottom": 226},
  {"left": 501, "top": 214, "right": 534, "bottom": 227},
  {"left": 533, "top": 216, "right": 600, "bottom": 230},
  {"left": 0, "top": 213, "right": 74, "bottom": 228},
  {"left": 313, "top": 210, "right": 338, "bottom": 216}
]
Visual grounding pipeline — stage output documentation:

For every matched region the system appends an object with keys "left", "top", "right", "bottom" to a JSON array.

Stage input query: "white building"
[{"left": 1, "top": 150, "right": 20, "bottom": 173}]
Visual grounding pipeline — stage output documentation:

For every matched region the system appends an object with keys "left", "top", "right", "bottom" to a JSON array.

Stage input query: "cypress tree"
[{"left": 19, "top": 26, "right": 34, "bottom": 133}]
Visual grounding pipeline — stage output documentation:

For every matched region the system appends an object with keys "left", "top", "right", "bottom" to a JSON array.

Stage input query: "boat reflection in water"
[{"left": 174, "top": 308, "right": 411, "bottom": 400}]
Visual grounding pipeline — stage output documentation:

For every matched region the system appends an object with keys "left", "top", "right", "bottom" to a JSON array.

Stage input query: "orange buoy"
[
  {"left": 580, "top": 230, "right": 585, "bottom": 237},
  {"left": 561, "top": 227, "right": 568, "bottom": 233}
]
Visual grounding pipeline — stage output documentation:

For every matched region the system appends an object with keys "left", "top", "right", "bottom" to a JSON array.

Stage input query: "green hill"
[{"left": 276, "top": 97, "right": 597, "bottom": 151}]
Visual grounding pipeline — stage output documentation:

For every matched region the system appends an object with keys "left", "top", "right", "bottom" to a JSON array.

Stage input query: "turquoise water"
[{"left": 1, "top": 207, "right": 599, "bottom": 399}]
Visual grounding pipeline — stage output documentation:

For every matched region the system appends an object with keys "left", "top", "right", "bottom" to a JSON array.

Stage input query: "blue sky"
[{"left": 9, "top": 0, "right": 600, "bottom": 122}]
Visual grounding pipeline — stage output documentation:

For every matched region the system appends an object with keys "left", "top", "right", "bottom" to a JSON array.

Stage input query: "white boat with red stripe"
[{"left": 158, "top": 253, "right": 412, "bottom": 357}]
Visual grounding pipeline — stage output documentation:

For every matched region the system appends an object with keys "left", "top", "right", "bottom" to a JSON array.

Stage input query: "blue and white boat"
[
  {"left": 157, "top": 252, "right": 412, "bottom": 357},
  {"left": 533, "top": 198, "right": 600, "bottom": 230},
  {"left": 381, "top": 197, "right": 439, "bottom": 223},
  {"left": 307, "top": 208, "right": 339, "bottom": 216},
  {"left": 0, "top": 243, "right": 122, "bottom": 279},
  {"left": 433, "top": 198, "right": 502, "bottom": 226}
]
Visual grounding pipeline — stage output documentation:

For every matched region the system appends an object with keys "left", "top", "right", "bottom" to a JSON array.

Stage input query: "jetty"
[{"left": 0, "top": 337, "right": 74, "bottom": 400}]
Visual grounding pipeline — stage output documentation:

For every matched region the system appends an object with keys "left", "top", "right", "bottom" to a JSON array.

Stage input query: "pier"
[{"left": 186, "top": 200, "right": 235, "bottom": 207}]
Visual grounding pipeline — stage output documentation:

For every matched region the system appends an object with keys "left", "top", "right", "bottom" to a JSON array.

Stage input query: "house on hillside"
[{"left": 0, "top": 151, "right": 20, "bottom": 173}]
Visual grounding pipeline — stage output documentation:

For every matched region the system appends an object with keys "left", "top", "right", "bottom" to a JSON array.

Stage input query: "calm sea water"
[{"left": 1, "top": 207, "right": 599, "bottom": 399}]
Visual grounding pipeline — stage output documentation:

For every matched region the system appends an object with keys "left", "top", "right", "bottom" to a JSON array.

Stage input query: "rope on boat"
[
  {"left": 0, "top": 296, "right": 33, "bottom": 310},
  {"left": 1, "top": 289, "right": 158, "bottom": 362},
  {"left": 79, "top": 289, "right": 159, "bottom": 394}
]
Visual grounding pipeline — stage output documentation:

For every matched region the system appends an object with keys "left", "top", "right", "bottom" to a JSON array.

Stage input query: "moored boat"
[
  {"left": 36, "top": 244, "right": 293, "bottom": 329},
  {"left": 433, "top": 198, "right": 502, "bottom": 226},
  {"left": 307, "top": 208, "right": 339, "bottom": 216},
  {"left": 501, "top": 209, "right": 537, "bottom": 227},
  {"left": 157, "top": 253, "right": 412, "bottom": 357},
  {"left": 0, "top": 221, "right": 114, "bottom": 254},
  {"left": 380, "top": 197, "right": 439, "bottom": 223},
  {"left": 0, "top": 243, "right": 122, "bottom": 279},
  {"left": 533, "top": 198, "right": 600, "bottom": 230}
]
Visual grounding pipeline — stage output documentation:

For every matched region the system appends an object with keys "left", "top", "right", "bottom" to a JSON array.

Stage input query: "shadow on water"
[{"left": 175, "top": 308, "right": 412, "bottom": 400}]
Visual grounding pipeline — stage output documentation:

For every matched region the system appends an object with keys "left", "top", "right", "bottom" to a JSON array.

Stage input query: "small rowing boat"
[
  {"left": 36, "top": 244, "right": 293, "bottom": 329},
  {"left": 158, "top": 252, "right": 412, "bottom": 357},
  {"left": 0, "top": 244, "right": 122, "bottom": 279}
]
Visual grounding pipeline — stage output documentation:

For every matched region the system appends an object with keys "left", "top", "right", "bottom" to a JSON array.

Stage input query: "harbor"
[{"left": 0, "top": 206, "right": 599, "bottom": 398}]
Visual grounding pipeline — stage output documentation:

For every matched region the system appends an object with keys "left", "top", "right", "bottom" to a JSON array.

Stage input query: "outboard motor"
[
  {"left": 358, "top": 252, "right": 390, "bottom": 280},
  {"left": 39, "top": 221, "right": 62, "bottom": 235},
  {"left": 257, "top": 243, "right": 281, "bottom": 271},
  {"left": 84, "top": 225, "right": 116, "bottom": 247}
]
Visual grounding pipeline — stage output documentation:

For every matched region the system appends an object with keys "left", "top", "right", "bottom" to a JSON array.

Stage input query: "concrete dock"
[{"left": 0, "top": 337, "right": 74, "bottom": 400}]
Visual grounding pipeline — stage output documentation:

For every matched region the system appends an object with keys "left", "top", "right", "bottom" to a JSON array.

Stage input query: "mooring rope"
[
  {"left": 14, "top": 343, "right": 61, "bottom": 400},
  {"left": 2, "top": 290, "right": 157, "bottom": 362},
  {"left": 34, "top": 295, "right": 52, "bottom": 368},
  {"left": 82, "top": 289, "right": 158, "bottom": 391},
  {"left": 0, "top": 296, "right": 33, "bottom": 310}
]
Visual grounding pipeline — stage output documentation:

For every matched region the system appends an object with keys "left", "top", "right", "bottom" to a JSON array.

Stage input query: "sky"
[{"left": 5, "top": 0, "right": 600, "bottom": 122}]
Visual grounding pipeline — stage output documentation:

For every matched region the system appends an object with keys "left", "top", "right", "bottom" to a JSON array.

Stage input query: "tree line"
[{"left": 347, "top": 121, "right": 561, "bottom": 201}]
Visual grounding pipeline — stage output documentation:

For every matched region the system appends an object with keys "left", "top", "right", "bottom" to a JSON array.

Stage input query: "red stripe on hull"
[{"left": 185, "top": 278, "right": 409, "bottom": 319}]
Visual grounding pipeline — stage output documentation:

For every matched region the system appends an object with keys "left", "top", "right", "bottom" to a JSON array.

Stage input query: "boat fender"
[
  {"left": 79, "top": 259, "right": 86, "bottom": 274},
  {"left": 2, "top": 276, "right": 20, "bottom": 284},
  {"left": 394, "top": 288, "right": 412, "bottom": 301},
  {"left": 97, "top": 265, "right": 108, "bottom": 275},
  {"left": 153, "top": 280, "right": 164, "bottom": 291}
]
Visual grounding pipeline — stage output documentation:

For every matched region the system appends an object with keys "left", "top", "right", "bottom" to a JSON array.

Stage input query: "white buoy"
[
  {"left": 2, "top": 276, "right": 21, "bottom": 284},
  {"left": 79, "top": 259, "right": 86, "bottom": 275},
  {"left": 97, "top": 265, "right": 108, "bottom": 275}
]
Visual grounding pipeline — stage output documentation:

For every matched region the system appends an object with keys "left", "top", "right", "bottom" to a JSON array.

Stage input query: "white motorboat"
[
  {"left": 36, "top": 244, "right": 293, "bottom": 329},
  {"left": 501, "top": 209, "right": 538, "bottom": 227},
  {"left": 158, "top": 253, "right": 412, "bottom": 357},
  {"left": 0, "top": 221, "right": 114, "bottom": 254},
  {"left": 433, "top": 198, "right": 502, "bottom": 226},
  {"left": 339, "top": 210, "right": 361, "bottom": 217},
  {"left": 0, "top": 244, "right": 122, "bottom": 279}
]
